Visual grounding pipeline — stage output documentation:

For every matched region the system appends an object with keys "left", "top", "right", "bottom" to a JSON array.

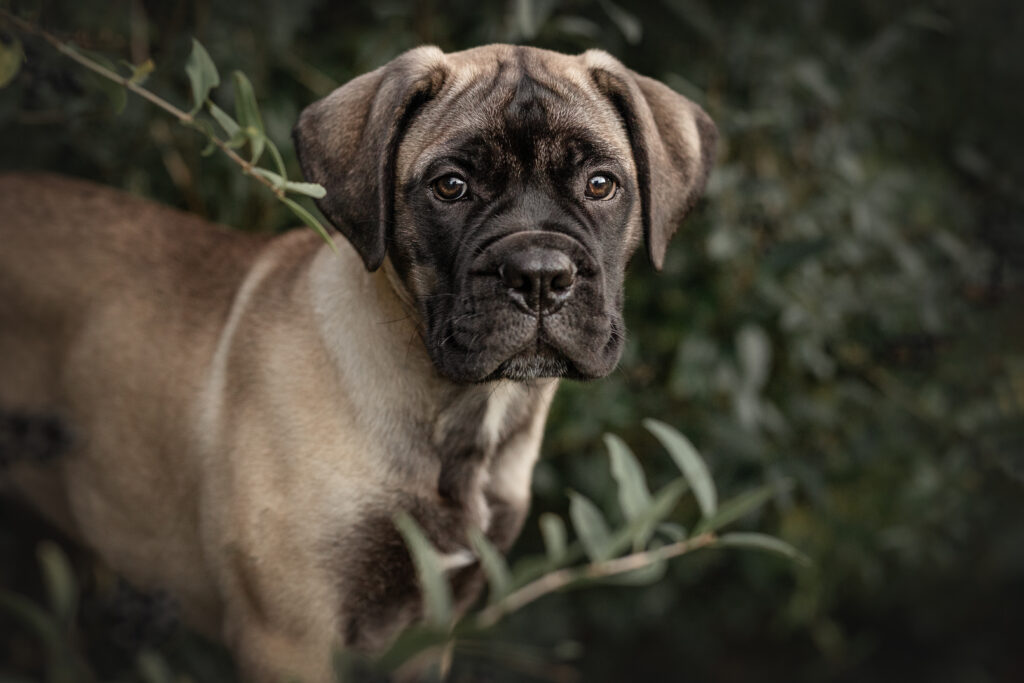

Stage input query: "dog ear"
[
  {"left": 585, "top": 52, "right": 718, "bottom": 270},
  {"left": 293, "top": 47, "right": 448, "bottom": 271}
]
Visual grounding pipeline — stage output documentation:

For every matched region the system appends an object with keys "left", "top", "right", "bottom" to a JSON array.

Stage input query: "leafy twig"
[
  {"left": 476, "top": 532, "right": 717, "bottom": 628},
  {"left": 0, "top": 9, "right": 334, "bottom": 246}
]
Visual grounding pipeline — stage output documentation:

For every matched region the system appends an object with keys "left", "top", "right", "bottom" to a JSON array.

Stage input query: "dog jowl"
[{"left": 294, "top": 45, "right": 717, "bottom": 384}]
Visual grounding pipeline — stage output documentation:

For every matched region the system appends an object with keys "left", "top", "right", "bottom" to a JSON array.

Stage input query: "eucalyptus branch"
[
  {"left": 0, "top": 10, "right": 334, "bottom": 246},
  {"left": 475, "top": 532, "right": 717, "bottom": 628},
  {"left": 0, "top": 10, "right": 285, "bottom": 198}
]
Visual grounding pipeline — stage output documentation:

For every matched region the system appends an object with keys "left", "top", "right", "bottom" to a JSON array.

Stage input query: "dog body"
[{"left": 0, "top": 44, "right": 715, "bottom": 681}]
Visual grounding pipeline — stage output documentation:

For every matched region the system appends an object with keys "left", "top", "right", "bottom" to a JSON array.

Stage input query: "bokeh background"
[{"left": 1, "top": 0, "right": 1022, "bottom": 681}]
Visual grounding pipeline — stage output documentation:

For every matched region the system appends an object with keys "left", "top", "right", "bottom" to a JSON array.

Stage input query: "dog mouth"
[
  {"left": 430, "top": 308, "right": 622, "bottom": 383},
  {"left": 486, "top": 335, "right": 571, "bottom": 381}
]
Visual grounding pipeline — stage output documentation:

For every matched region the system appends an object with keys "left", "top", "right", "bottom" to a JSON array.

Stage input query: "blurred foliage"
[{"left": 1, "top": 0, "right": 1022, "bottom": 681}]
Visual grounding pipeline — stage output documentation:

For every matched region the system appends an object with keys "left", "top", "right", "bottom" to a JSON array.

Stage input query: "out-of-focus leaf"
[
  {"left": 137, "top": 650, "right": 174, "bottom": 683},
  {"left": 657, "top": 522, "right": 688, "bottom": 543},
  {"left": 605, "top": 433, "right": 652, "bottom": 521},
  {"left": 737, "top": 324, "right": 772, "bottom": 391},
  {"left": 717, "top": 532, "right": 811, "bottom": 566},
  {"left": 184, "top": 38, "right": 219, "bottom": 114},
  {"left": 394, "top": 513, "right": 452, "bottom": 627},
  {"left": 38, "top": 542, "right": 76, "bottom": 624},
  {"left": 568, "top": 491, "right": 612, "bottom": 561},
  {"left": 121, "top": 58, "right": 155, "bottom": 85},
  {"left": 694, "top": 483, "right": 782, "bottom": 535},
  {"left": 0, "top": 37, "right": 25, "bottom": 88},
  {"left": 539, "top": 513, "right": 567, "bottom": 564},
  {"left": 644, "top": 419, "right": 717, "bottom": 519},
  {"left": 468, "top": 528, "right": 511, "bottom": 603}
]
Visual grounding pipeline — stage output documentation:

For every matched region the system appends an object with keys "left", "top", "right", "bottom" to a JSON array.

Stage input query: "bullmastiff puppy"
[{"left": 0, "top": 44, "right": 716, "bottom": 681}]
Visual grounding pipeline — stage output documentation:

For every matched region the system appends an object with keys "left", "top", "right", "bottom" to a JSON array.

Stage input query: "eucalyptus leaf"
[
  {"left": 122, "top": 58, "right": 155, "bottom": 85},
  {"left": 232, "top": 71, "right": 265, "bottom": 163},
  {"left": 539, "top": 513, "right": 567, "bottom": 564},
  {"left": 468, "top": 528, "right": 512, "bottom": 603},
  {"left": 281, "top": 197, "right": 336, "bottom": 251},
  {"left": 717, "top": 532, "right": 811, "bottom": 567},
  {"left": 38, "top": 542, "right": 77, "bottom": 625},
  {"left": 644, "top": 419, "right": 717, "bottom": 519},
  {"left": 568, "top": 491, "right": 612, "bottom": 561},
  {"left": 605, "top": 433, "right": 652, "bottom": 521},
  {"left": 184, "top": 38, "right": 219, "bottom": 114},
  {"left": 283, "top": 180, "right": 327, "bottom": 198},
  {"left": 252, "top": 167, "right": 286, "bottom": 189},
  {"left": 394, "top": 512, "right": 452, "bottom": 627},
  {"left": 0, "top": 37, "right": 25, "bottom": 88},
  {"left": 137, "top": 650, "right": 174, "bottom": 683},
  {"left": 208, "top": 102, "right": 240, "bottom": 137},
  {"left": 694, "top": 483, "right": 787, "bottom": 535}
]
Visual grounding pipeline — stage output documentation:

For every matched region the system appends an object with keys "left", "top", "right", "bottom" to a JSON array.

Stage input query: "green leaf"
[
  {"left": 0, "top": 590, "right": 60, "bottom": 643},
  {"left": 539, "top": 513, "right": 567, "bottom": 564},
  {"left": 737, "top": 324, "right": 772, "bottom": 391},
  {"left": 602, "top": 478, "right": 687, "bottom": 559},
  {"left": 366, "top": 624, "right": 453, "bottom": 672},
  {"left": 121, "top": 58, "right": 155, "bottom": 85},
  {"left": 184, "top": 38, "right": 219, "bottom": 114},
  {"left": 252, "top": 167, "right": 286, "bottom": 189},
  {"left": 605, "top": 433, "right": 652, "bottom": 521},
  {"left": 644, "top": 419, "right": 717, "bottom": 519},
  {"left": 283, "top": 180, "right": 327, "bottom": 198},
  {"left": 38, "top": 542, "right": 77, "bottom": 624},
  {"left": 0, "top": 37, "right": 25, "bottom": 89},
  {"left": 568, "top": 491, "right": 612, "bottom": 561},
  {"left": 394, "top": 513, "right": 452, "bottom": 627},
  {"left": 265, "top": 138, "right": 289, "bottom": 178},
  {"left": 694, "top": 483, "right": 785, "bottom": 535},
  {"left": 468, "top": 529, "right": 511, "bottom": 603},
  {"left": 281, "top": 197, "right": 336, "bottom": 251},
  {"left": 208, "top": 102, "right": 240, "bottom": 137},
  {"left": 232, "top": 71, "right": 265, "bottom": 164},
  {"left": 717, "top": 532, "right": 811, "bottom": 567},
  {"left": 137, "top": 650, "right": 174, "bottom": 683},
  {"left": 657, "top": 522, "right": 688, "bottom": 543}
]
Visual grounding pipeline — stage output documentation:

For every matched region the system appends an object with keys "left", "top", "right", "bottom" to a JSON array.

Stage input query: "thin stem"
[
  {"left": 475, "top": 532, "right": 717, "bottom": 628},
  {"left": 0, "top": 10, "right": 284, "bottom": 199}
]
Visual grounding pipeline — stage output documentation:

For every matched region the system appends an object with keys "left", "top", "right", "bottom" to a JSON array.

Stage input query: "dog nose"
[{"left": 499, "top": 248, "right": 576, "bottom": 314}]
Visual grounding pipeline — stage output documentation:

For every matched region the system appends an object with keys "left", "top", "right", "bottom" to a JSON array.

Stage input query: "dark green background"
[{"left": 1, "top": 1, "right": 1022, "bottom": 681}]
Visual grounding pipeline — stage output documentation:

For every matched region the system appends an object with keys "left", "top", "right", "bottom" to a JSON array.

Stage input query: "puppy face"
[{"left": 294, "top": 45, "right": 717, "bottom": 384}]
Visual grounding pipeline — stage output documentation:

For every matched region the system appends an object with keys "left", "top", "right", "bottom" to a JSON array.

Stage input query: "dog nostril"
[
  {"left": 550, "top": 268, "right": 575, "bottom": 292},
  {"left": 499, "top": 263, "right": 529, "bottom": 292},
  {"left": 499, "top": 249, "right": 576, "bottom": 313}
]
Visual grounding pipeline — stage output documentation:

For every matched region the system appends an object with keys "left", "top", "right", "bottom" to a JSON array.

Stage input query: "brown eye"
[
  {"left": 432, "top": 174, "right": 468, "bottom": 201},
  {"left": 585, "top": 174, "right": 616, "bottom": 200}
]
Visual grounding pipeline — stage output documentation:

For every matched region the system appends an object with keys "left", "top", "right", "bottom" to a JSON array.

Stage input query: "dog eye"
[
  {"left": 432, "top": 175, "right": 468, "bottom": 201},
  {"left": 585, "top": 174, "right": 616, "bottom": 200}
]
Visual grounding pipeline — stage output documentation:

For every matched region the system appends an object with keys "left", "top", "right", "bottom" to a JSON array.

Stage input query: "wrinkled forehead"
[{"left": 398, "top": 46, "right": 634, "bottom": 182}]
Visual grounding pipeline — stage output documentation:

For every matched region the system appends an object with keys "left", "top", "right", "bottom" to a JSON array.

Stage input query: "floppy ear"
[
  {"left": 293, "top": 47, "right": 448, "bottom": 271},
  {"left": 585, "top": 52, "right": 718, "bottom": 270}
]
